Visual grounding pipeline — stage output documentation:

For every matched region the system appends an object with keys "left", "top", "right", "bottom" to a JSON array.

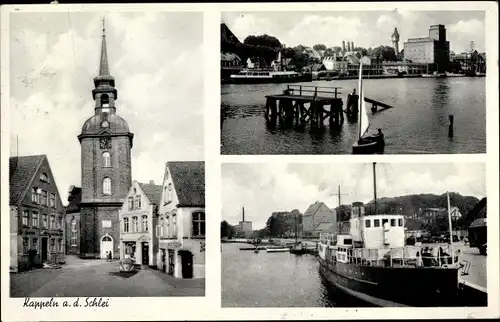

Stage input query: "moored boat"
[
  {"left": 352, "top": 63, "right": 385, "bottom": 154},
  {"left": 229, "top": 69, "right": 312, "bottom": 84},
  {"left": 266, "top": 246, "right": 291, "bottom": 253},
  {"left": 445, "top": 72, "right": 466, "bottom": 77},
  {"left": 317, "top": 163, "right": 483, "bottom": 307}
]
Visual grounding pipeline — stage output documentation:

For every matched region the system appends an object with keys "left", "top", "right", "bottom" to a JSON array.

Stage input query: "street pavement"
[{"left": 10, "top": 256, "right": 205, "bottom": 297}]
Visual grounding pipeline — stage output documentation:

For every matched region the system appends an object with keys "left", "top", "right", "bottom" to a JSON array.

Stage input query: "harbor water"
[
  {"left": 221, "top": 242, "right": 486, "bottom": 307},
  {"left": 221, "top": 77, "right": 486, "bottom": 154}
]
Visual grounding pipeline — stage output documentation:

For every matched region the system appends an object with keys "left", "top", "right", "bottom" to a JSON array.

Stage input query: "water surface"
[{"left": 221, "top": 78, "right": 486, "bottom": 154}]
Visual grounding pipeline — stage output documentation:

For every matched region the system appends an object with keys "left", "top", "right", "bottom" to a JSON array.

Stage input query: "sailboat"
[
  {"left": 316, "top": 163, "right": 486, "bottom": 307},
  {"left": 352, "top": 63, "right": 385, "bottom": 154}
]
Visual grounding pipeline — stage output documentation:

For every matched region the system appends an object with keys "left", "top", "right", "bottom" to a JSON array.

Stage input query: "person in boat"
[{"left": 346, "top": 88, "right": 359, "bottom": 114}]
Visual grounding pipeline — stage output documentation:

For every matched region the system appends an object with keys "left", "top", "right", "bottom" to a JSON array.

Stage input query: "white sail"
[{"left": 358, "top": 63, "right": 370, "bottom": 139}]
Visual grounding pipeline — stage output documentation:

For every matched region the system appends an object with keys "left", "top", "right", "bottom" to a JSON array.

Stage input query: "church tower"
[
  {"left": 391, "top": 27, "right": 400, "bottom": 54},
  {"left": 77, "top": 19, "right": 133, "bottom": 258}
]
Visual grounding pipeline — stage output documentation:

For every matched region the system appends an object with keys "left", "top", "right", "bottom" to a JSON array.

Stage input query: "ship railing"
[{"left": 344, "top": 245, "right": 461, "bottom": 268}]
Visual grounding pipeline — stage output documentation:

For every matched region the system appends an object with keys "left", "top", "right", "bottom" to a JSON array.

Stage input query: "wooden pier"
[{"left": 265, "top": 85, "right": 344, "bottom": 128}]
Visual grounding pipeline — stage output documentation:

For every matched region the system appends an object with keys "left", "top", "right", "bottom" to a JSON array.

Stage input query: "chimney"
[
  {"left": 149, "top": 180, "right": 155, "bottom": 185},
  {"left": 347, "top": 42, "right": 351, "bottom": 51},
  {"left": 352, "top": 42, "right": 355, "bottom": 50},
  {"left": 342, "top": 41, "right": 345, "bottom": 52},
  {"left": 242, "top": 206, "right": 245, "bottom": 222}
]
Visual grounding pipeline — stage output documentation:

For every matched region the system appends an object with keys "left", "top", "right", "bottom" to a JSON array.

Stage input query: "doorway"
[
  {"left": 161, "top": 249, "right": 166, "bottom": 273},
  {"left": 100, "top": 235, "right": 113, "bottom": 259},
  {"left": 168, "top": 250, "right": 175, "bottom": 276},
  {"left": 141, "top": 242, "right": 149, "bottom": 265},
  {"left": 180, "top": 251, "right": 193, "bottom": 279},
  {"left": 41, "top": 238, "right": 48, "bottom": 262}
]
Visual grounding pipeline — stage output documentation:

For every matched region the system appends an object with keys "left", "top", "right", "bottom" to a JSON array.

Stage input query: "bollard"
[{"left": 448, "top": 115, "right": 454, "bottom": 137}]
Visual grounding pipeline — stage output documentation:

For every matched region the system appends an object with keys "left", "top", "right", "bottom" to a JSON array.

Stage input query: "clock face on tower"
[{"left": 100, "top": 137, "right": 111, "bottom": 149}]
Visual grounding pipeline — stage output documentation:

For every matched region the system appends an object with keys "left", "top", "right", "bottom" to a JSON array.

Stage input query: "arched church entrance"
[{"left": 100, "top": 234, "right": 113, "bottom": 259}]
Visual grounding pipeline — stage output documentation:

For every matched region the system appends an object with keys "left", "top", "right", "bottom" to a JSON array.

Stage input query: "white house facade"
[
  {"left": 156, "top": 161, "right": 205, "bottom": 279},
  {"left": 119, "top": 180, "right": 162, "bottom": 267}
]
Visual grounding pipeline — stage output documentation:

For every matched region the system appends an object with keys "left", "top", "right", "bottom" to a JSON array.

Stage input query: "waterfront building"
[
  {"left": 302, "top": 201, "right": 336, "bottom": 238},
  {"left": 382, "top": 61, "right": 428, "bottom": 75},
  {"left": 221, "top": 52, "right": 242, "bottom": 67},
  {"left": 157, "top": 161, "right": 205, "bottom": 279},
  {"left": 119, "top": 180, "right": 162, "bottom": 266},
  {"left": 78, "top": 21, "right": 134, "bottom": 259},
  {"left": 246, "top": 57, "right": 268, "bottom": 69},
  {"left": 64, "top": 186, "right": 82, "bottom": 255},
  {"left": 403, "top": 24, "right": 450, "bottom": 72},
  {"left": 452, "top": 50, "right": 486, "bottom": 73},
  {"left": 9, "top": 155, "right": 65, "bottom": 272},
  {"left": 322, "top": 56, "right": 348, "bottom": 73}
]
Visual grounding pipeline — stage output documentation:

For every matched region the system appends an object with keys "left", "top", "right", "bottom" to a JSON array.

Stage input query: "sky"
[
  {"left": 222, "top": 11, "right": 485, "bottom": 53},
  {"left": 9, "top": 12, "right": 203, "bottom": 204},
  {"left": 221, "top": 163, "right": 486, "bottom": 229}
]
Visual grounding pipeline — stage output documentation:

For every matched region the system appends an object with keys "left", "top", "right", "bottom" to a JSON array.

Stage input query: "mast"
[
  {"left": 373, "top": 162, "right": 377, "bottom": 215},
  {"left": 338, "top": 185, "right": 341, "bottom": 208},
  {"left": 447, "top": 192, "right": 454, "bottom": 265},
  {"left": 358, "top": 64, "right": 363, "bottom": 140},
  {"left": 295, "top": 211, "right": 298, "bottom": 245}
]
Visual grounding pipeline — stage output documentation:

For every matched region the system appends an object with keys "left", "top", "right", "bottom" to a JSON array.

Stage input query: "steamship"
[{"left": 317, "top": 163, "right": 487, "bottom": 307}]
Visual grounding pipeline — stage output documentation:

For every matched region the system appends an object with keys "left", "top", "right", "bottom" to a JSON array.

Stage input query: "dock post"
[
  {"left": 265, "top": 98, "right": 271, "bottom": 118},
  {"left": 270, "top": 98, "right": 277, "bottom": 118},
  {"left": 448, "top": 115, "right": 454, "bottom": 137},
  {"left": 299, "top": 86, "right": 302, "bottom": 96}
]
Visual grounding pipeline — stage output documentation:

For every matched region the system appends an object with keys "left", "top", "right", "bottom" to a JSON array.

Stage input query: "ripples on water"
[
  {"left": 221, "top": 78, "right": 486, "bottom": 154},
  {"left": 221, "top": 243, "right": 371, "bottom": 308}
]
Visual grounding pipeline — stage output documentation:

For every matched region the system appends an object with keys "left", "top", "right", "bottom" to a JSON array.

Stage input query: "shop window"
[{"left": 23, "top": 237, "right": 29, "bottom": 254}]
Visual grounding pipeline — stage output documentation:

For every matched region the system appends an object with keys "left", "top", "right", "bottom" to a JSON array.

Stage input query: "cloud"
[
  {"left": 222, "top": 163, "right": 485, "bottom": 229},
  {"left": 285, "top": 15, "right": 366, "bottom": 48},
  {"left": 230, "top": 14, "right": 274, "bottom": 41},
  {"left": 10, "top": 12, "right": 203, "bottom": 204}
]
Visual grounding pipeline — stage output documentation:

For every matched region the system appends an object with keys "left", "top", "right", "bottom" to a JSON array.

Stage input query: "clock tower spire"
[{"left": 77, "top": 18, "right": 133, "bottom": 259}]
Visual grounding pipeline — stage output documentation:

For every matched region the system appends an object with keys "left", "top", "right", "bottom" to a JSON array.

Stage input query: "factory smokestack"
[
  {"left": 342, "top": 41, "right": 345, "bottom": 52},
  {"left": 347, "top": 42, "right": 351, "bottom": 51},
  {"left": 242, "top": 206, "right": 245, "bottom": 222},
  {"left": 352, "top": 42, "right": 355, "bottom": 51}
]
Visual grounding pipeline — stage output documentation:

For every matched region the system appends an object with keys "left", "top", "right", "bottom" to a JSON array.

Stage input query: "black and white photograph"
[
  {"left": 221, "top": 162, "right": 487, "bottom": 307},
  {"left": 8, "top": 11, "right": 205, "bottom": 298},
  {"left": 221, "top": 11, "right": 486, "bottom": 155}
]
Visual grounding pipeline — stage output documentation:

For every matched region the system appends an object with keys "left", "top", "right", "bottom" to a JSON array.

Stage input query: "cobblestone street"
[{"left": 10, "top": 256, "right": 205, "bottom": 297}]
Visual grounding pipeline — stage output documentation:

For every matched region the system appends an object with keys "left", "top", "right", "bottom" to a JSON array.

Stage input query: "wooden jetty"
[{"left": 265, "top": 85, "right": 344, "bottom": 128}]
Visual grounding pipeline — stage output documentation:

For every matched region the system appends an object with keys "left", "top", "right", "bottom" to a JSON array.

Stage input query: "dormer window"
[{"left": 40, "top": 173, "right": 49, "bottom": 183}]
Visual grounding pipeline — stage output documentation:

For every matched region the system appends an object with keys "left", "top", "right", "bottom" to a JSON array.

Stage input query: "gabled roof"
[
  {"left": 304, "top": 201, "right": 326, "bottom": 217},
  {"left": 138, "top": 182, "right": 163, "bottom": 205},
  {"left": 168, "top": 161, "right": 205, "bottom": 207},
  {"left": 9, "top": 155, "right": 45, "bottom": 205},
  {"left": 221, "top": 52, "right": 242, "bottom": 62}
]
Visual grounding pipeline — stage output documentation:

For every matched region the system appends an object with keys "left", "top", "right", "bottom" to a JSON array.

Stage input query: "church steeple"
[
  {"left": 99, "top": 18, "right": 110, "bottom": 77},
  {"left": 92, "top": 17, "right": 117, "bottom": 113}
]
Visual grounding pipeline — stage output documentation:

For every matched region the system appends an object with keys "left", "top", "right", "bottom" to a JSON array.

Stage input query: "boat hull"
[
  {"left": 318, "top": 257, "right": 485, "bottom": 307},
  {"left": 352, "top": 140, "right": 384, "bottom": 155},
  {"left": 266, "top": 248, "right": 291, "bottom": 253},
  {"left": 229, "top": 74, "right": 312, "bottom": 84}
]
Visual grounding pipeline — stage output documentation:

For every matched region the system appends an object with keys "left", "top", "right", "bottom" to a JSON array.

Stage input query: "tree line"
[{"left": 222, "top": 29, "right": 399, "bottom": 71}]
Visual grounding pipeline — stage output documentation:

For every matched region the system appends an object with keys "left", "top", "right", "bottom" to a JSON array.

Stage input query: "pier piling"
[
  {"left": 448, "top": 115, "right": 454, "bottom": 137},
  {"left": 265, "top": 85, "right": 344, "bottom": 130}
]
